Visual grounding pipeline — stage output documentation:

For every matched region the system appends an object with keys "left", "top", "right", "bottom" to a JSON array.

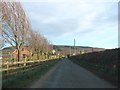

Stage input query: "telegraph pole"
[{"left": 74, "top": 38, "right": 76, "bottom": 55}]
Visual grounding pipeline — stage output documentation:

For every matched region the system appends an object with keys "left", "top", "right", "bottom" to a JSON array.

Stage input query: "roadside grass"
[
  {"left": 2, "top": 59, "right": 60, "bottom": 88},
  {"left": 69, "top": 48, "right": 118, "bottom": 86},
  {"left": 70, "top": 59, "right": 118, "bottom": 86}
]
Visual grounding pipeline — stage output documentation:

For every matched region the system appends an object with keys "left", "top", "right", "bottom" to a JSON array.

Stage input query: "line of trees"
[{"left": 0, "top": 1, "right": 53, "bottom": 61}]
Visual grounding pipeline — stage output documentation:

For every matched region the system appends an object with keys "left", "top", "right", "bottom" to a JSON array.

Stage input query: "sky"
[{"left": 20, "top": 0, "right": 119, "bottom": 49}]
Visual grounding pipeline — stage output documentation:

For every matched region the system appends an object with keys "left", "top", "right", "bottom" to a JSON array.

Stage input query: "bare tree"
[
  {"left": 28, "top": 30, "right": 52, "bottom": 60},
  {"left": 28, "top": 31, "right": 43, "bottom": 60},
  {"left": 40, "top": 36, "right": 53, "bottom": 59},
  {"left": 1, "top": 1, "right": 31, "bottom": 61},
  {"left": 1, "top": 0, "right": 52, "bottom": 62},
  {"left": 0, "top": 2, "right": 3, "bottom": 50}
]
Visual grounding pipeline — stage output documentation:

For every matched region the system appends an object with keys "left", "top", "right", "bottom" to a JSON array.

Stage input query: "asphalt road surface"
[{"left": 29, "top": 59, "right": 116, "bottom": 88}]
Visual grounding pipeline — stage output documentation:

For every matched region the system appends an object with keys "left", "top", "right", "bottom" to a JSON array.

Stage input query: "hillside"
[
  {"left": 2, "top": 45, "right": 105, "bottom": 56},
  {"left": 53, "top": 45, "right": 105, "bottom": 56}
]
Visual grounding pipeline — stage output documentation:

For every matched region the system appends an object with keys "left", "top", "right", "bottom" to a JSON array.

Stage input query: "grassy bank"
[
  {"left": 69, "top": 48, "right": 118, "bottom": 86},
  {"left": 2, "top": 59, "right": 60, "bottom": 88}
]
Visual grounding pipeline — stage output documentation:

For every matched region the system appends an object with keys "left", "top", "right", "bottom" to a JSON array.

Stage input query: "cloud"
[
  {"left": 38, "top": 18, "right": 79, "bottom": 38},
  {"left": 20, "top": 0, "right": 119, "bottom": 3},
  {"left": 21, "top": 0, "right": 118, "bottom": 48}
]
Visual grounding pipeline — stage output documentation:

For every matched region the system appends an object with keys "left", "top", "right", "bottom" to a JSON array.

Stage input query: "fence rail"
[{"left": 1, "top": 57, "right": 59, "bottom": 79}]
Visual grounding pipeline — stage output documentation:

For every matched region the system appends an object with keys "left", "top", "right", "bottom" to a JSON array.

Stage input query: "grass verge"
[
  {"left": 2, "top": 59, "right": 60, "bottom": 88},
  {"left": 69, "top": 56, "right": 118, "bottom": 87}
]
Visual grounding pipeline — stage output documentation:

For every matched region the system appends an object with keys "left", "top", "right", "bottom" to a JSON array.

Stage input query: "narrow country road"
[{"left": 29, "top": 59, "right": 116, "bottom": 88}]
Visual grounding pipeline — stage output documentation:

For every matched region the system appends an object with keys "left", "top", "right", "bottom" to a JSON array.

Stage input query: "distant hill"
[
  {"left": 2, "top": 45, "right": 105, "bottom": 55},
  {"left": 52, "top": 45, "right": 105, "bottom": 56},
  {"left": 2, "top": 46, "right": 15, "bottom": 54}
]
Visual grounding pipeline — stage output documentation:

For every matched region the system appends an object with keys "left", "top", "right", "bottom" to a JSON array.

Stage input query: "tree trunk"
[
  {"left": 37, "top": 50, "right": 40, "bottom": 60},
  {"left": 17, "top": 48, "right": 20, "bottom": 66},
  {"left": 18, "top": 49, "right": 20, "bottom": 62}
]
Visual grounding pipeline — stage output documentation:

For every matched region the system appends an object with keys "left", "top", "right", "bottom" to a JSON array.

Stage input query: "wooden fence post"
[
  {"left": 38, "top": 59, "right": 40, "bottom": 64},
  {"left": 24, "top": 57, "right": 26, "bottom": 68}
]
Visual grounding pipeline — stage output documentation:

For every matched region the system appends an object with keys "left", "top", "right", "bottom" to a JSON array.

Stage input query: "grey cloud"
[
  {"left": 31, "top": 18, "right": 79, "bottom": 38},
  {"left": 22, "top": 2, "right": 57, "bottom": 17},
  {"left": 21, "top": 1, "right": 117, "bottom": 48},
  {"left": 93, "top": 3, "right": 117, "bottom": 24}
]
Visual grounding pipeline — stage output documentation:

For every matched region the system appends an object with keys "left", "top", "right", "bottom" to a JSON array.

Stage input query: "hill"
[
  {"left": 2, "top": 45, "right": 105, "bottom": 56},
  {"left": 52, "top": 45, "right": 105, "bottom": 56}
]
